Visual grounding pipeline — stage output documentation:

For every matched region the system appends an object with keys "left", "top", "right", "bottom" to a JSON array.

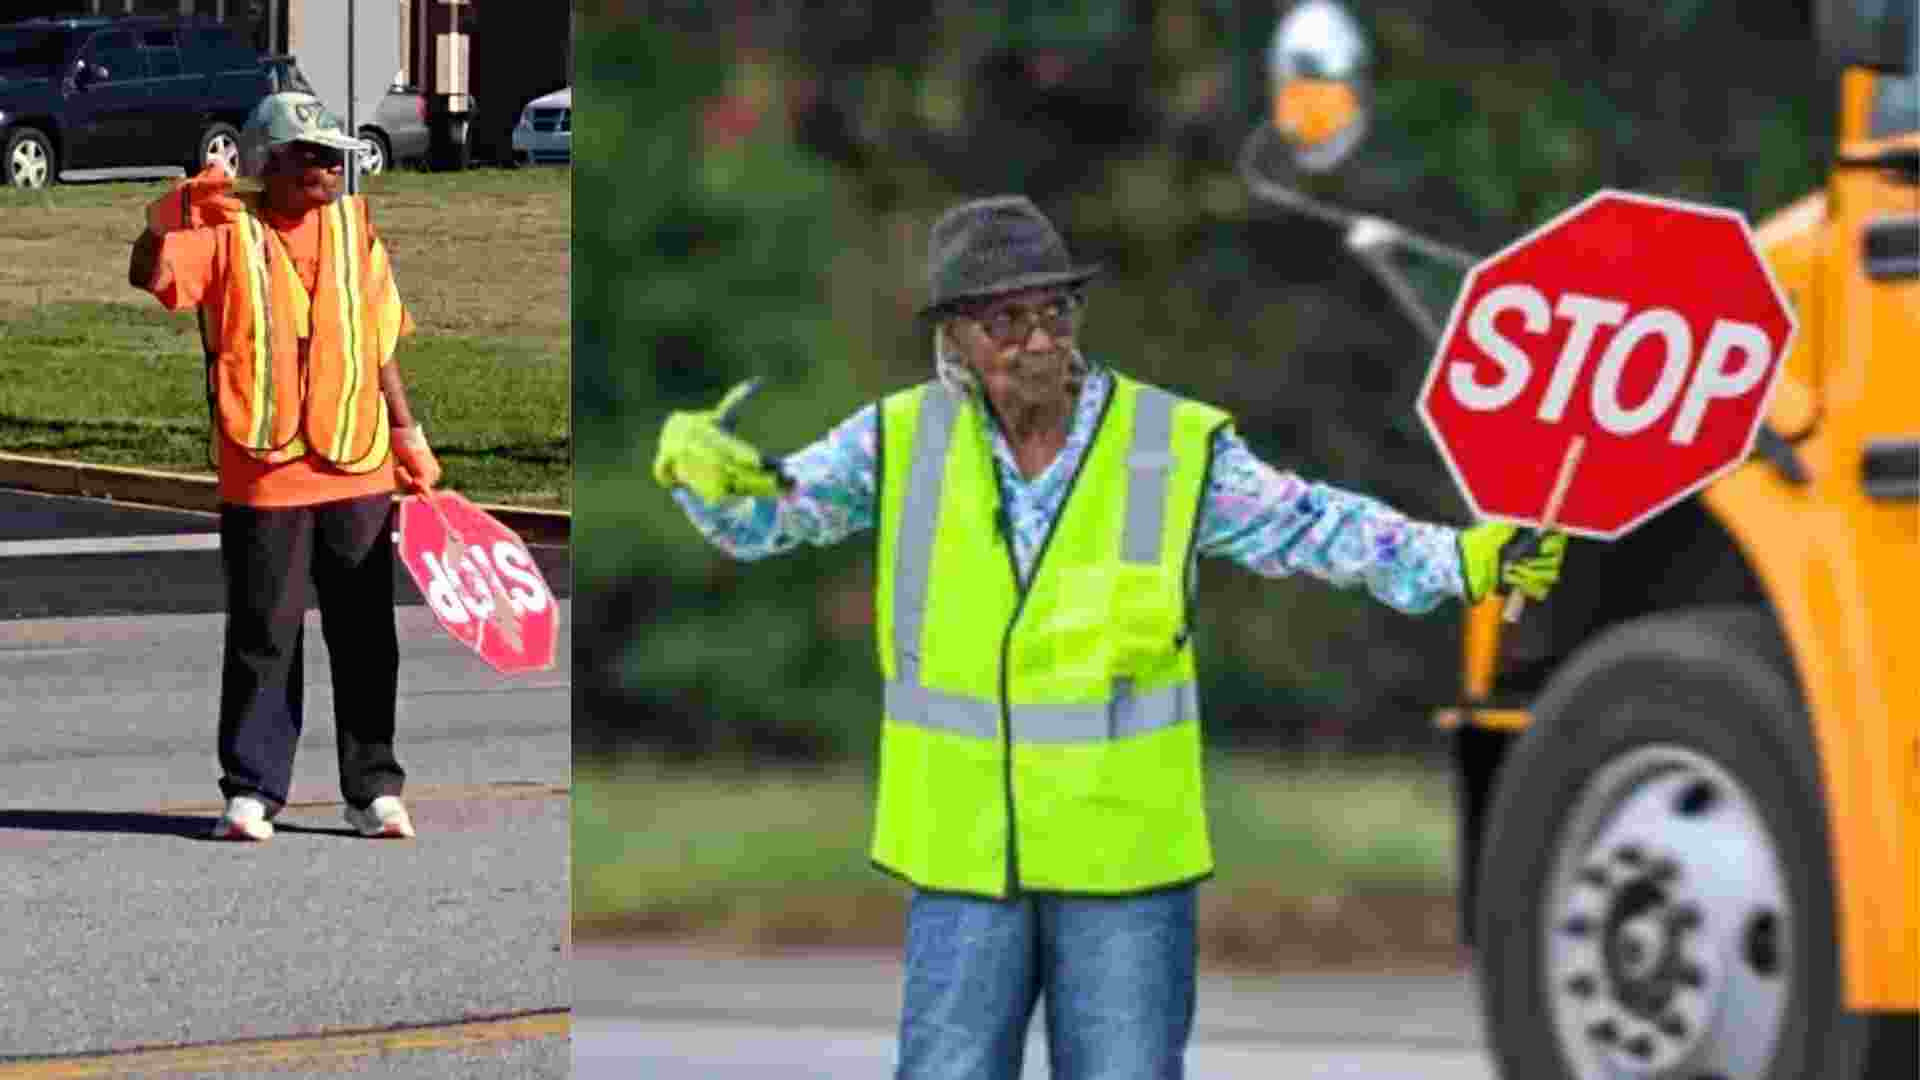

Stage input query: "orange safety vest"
[{"left": 201, "top": 193, "right": 404, "bottom": 473}]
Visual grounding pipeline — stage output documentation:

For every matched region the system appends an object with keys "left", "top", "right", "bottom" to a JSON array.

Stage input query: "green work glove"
[
  {"left": 1458, "top": 523, "right": 1570, "bottom": 604},
  {"left": 652, "top": 378, "right": 788, "bottom": 502}
]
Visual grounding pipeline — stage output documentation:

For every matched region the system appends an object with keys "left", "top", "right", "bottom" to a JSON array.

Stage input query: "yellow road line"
[{"left": 0, "top": 1011, "right": 568, "bottom": 1078}]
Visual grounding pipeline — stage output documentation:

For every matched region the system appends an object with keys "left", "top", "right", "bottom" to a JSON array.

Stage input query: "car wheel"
[
  {"left": 4, "top": 127, "right": 54, "bottom": 189},
  {"left": 1474, "top": 607, "right": 1912, "bottom": 1080},
  {"left": 197, "top": 123, "right": 241, "bottom": 176},
  {"left": 358, "top": 128, "right": 390, "bottom": 175}
]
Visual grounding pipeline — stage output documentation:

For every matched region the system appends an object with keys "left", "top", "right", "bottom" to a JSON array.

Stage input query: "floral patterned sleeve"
[
  {"left": 670, "top": 403, "right": 879, "bottom": 560},
  {"left": 1194, "top": 429, "right": 1466, "bottom": 615}
]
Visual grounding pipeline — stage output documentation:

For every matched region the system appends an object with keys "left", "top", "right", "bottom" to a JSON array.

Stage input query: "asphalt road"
[
  {"left": 574, "top": 943, "right": 1498, "bottom": 1079},
  {"left": 0, "top": 489, "right": 570, "bottom": 1077}
]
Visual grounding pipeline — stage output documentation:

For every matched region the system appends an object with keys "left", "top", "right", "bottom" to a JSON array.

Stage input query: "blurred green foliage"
[
  {"left": 576, "top": 753, "right": 1455, "bottom": 924},
  {"left": 575, "top": 2, "right": 1840, "bottom": 762}
]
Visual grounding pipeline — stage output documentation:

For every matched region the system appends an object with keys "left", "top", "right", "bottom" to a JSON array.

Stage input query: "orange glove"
[
  {"left": 145, "top": 163, "right": 244, "bottom": 236},
  {"left": 392, "top": 424, "right": 442, "bottom": 494}
]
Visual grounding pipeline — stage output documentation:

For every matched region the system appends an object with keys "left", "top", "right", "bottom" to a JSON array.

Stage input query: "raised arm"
[
  {"left": 129, "top": 166, "right": 239, "bottom": 310},
  {"left": 127, "top": 229, "right": 165, "bottom": 291}
]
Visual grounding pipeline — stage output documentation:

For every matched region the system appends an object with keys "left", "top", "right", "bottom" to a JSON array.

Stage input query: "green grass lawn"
[
  {"left": 575, "top": 753, "right": 1464, "bottom": 966},
  {"left": 0, "top": 167, "right": 570, "bottom": 507}
]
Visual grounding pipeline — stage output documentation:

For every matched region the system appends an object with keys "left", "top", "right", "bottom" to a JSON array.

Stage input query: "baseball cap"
[{"left": 239, "top": 92, "right": 371, "bottom": 174}]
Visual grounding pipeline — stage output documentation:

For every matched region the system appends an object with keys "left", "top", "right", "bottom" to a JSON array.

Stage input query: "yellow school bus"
[{"left": 1255, "top": 2, "right": 1916, "bottom": 1076}]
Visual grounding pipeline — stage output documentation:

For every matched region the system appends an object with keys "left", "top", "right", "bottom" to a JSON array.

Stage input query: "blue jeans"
[{"left": 895, "top": 885, "right": 1197, "bottom": 1080}]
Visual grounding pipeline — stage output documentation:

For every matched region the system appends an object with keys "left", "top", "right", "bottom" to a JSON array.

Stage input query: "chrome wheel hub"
[
  {"left": 11, "top": 140, "right": 47, "bottom": 188},
  {"left": 1544, "top": 746, "right": 1791, "bottom": 1079},
  {"left": 206, "top": 133, "right": 238, "bottom": 175}
]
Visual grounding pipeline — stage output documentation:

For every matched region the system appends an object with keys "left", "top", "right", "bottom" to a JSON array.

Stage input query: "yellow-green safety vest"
[{"left": 873, "top": 373, "right": 1230, "bottom": 896}]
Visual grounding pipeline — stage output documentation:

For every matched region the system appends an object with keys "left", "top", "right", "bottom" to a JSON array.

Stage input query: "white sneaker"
[
  {"left": 213, "top": 795, "right": 274, "bottom": 841},
  {"left": 344, "top": 795, "right": 416, "bottom": 839}
]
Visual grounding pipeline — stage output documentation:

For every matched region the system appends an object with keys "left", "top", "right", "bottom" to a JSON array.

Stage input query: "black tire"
[
  {"left": 195, "top": 122, "right": 240, "bottom": 177},
  {"left": 357, "top": 127, "right": 390, "bottom": 175},
  {"left": 1474, "top": 606, "right": 1906, "bottom": 1079},
  {"left": 4, "top": 127, "right": 55, "bottom": 189}
]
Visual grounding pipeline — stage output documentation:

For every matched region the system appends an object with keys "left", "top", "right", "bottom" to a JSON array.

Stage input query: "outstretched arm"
[
  {"left": 670, "top": 402, "right": 879, "bottom": 561},
  {"left": 1194, "top": 429, "right": 1464, "bottom": 614}
]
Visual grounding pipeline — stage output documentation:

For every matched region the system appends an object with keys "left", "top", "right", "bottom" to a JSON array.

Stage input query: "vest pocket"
[{"left": 1036, "top": 562, "right": 1183, "bottom": 683}]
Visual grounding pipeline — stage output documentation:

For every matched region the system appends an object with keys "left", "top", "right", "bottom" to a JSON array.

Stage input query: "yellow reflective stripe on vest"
[
  {"left": 327, "top": 198, "right": 365, "bottom": 463},
  {"left": 889, "top": 381, "right": 1193, "bottom": 743},
  {"left": 234, "top": 212, "right": 275, "bottom": 448},
  {"left": 883, "top": 677, "right": 1197, "bottom": 742}
]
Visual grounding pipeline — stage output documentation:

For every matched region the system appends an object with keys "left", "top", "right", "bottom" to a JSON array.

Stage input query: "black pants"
[{"left": 217, "top": 493, "right": 405, "bottom": 815}]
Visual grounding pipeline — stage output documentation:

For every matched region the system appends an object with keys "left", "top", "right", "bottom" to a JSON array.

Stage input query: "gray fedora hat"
[{"left": 922, "top": 195, "right": 1102, "bottom": 317}]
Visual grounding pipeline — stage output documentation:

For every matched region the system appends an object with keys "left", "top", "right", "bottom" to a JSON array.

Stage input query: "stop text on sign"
[
  {"left": 419, "top": 541, "right": 550, "bottom": 626},
  {"left": 1447, "top": 283, "right": 1775, "bottom": 446}
]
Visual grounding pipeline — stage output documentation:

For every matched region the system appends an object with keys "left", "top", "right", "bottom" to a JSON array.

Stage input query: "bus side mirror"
[{"left": 1268, "top": 0, "right": 1373, "bottom": 173}]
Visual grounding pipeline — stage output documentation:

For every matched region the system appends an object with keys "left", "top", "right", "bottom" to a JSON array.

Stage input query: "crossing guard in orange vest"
[{"left": 129, "top": 91, "right": 443, "bottom": 843}]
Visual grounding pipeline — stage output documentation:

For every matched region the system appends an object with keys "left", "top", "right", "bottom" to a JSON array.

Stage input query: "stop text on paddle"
[
  {"left": 417, "top": 542, "right": 551, "bottom": 626},
  {"left": 1445, "top": 284, "right": 1778, "bottom": 447}
]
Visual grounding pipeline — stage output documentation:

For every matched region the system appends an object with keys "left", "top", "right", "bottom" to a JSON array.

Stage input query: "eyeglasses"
[{"left": 965, "top": 293, "right": 1083, "bottom": 347}]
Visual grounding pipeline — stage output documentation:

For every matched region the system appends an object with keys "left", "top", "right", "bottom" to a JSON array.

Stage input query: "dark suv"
[{"left": 0, "top": 15, "right": 272, "bottom": 189}]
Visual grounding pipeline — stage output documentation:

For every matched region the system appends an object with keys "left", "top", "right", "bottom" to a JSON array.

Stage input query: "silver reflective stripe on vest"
[
  {"left": 885, "top": 678, "right": 998, "bottom": 739},
  {"left": 893, "top": 385, "right": 960, "bottom": 688},
  {"left": 1122, "top": 387, "right": 1176, "bottom": 564},
  {"left": 885, "top": 677, "right": 1194, "bottom": 743},
  {"left": 1016, "top": 678, "right": 1196, "bottom": 743}
]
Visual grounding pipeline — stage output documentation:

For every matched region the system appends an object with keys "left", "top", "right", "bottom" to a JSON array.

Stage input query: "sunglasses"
[
  {"left": 963, "top": 292, "right": 1084, "bottom": 348},
  {"left": 284, "top": 142, "right": 346, "bottom": 169}
]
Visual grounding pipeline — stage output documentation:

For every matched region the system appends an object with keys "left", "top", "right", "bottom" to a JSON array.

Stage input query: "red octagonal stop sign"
[
  {"left": 396, "top": 491, "right": 560, "bottom": 675},
  {"left": 1417, "top": 189, "right": 1796, "bottom": 539}
]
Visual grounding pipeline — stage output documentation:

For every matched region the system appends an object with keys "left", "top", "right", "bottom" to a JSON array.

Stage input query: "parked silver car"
[
  {"left": 512, "top": 85, "right": 569, "bottom": 165},
  {"left": 361, "top": 74, "right": 429, "bottom": 174}
]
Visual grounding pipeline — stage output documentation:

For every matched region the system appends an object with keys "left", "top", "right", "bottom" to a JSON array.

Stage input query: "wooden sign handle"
[{"left": 1504, "top": 435, "right": 1585, "bottom": 623}]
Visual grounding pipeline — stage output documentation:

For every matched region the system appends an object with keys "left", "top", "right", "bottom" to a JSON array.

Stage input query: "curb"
[{"left": 0, "top": 452, "right": 571, "bottom": 547}]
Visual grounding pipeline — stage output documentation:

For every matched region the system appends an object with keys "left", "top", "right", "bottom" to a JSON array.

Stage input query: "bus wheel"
[{"left": 1473, "top": 607, "right": 1901, "bottom": 1079}]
